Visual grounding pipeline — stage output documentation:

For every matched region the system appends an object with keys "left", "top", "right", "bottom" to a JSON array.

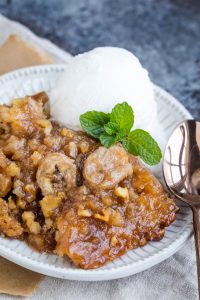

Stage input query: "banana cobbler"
[{"left": 0, "top": 93, "right": 178, "bottom": 269}]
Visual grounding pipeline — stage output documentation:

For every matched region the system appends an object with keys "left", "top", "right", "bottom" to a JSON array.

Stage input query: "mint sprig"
[
  {"left": 110, "top": 102, "right": 134, "bottom": 135},
  {"left": 79, "top": 111, "right": 110, "bottom": 138},
  {"left": 104, "top": 122, "right": 120, "bottom": 135},
  {"left": 100, "top": 133, "right": 116, "bottom": 148},
  {"left": 79, "top": 102, "right": 162, "bottom": 165},
  {"left": 127, "top": 129, "right": 162, "bottom": 165}
]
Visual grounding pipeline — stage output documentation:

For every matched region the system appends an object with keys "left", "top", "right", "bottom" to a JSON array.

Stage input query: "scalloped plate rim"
[{"left": 0, "top": 64, "right": 193, "bottom": 281}]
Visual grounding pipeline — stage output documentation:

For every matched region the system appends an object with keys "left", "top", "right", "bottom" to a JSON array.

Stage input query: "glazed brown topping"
[{"left": 0, "top": 93, "right": 178, "bottom": 269}]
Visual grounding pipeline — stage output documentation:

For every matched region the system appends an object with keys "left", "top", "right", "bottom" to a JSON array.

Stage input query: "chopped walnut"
[
  {"left": 0, "top": 149, "right": 8, "bottom": 168},
  {"left": 3, "top": 136, "right": 26, "bottom": 160},
  {"left": 24, "top": 184, "right": 37, "bottom": 203},
  {"left": 8, "top": 197, "right": 16, "bottom": 210},
  {"left": 0, "top": 198, "right": 23, "bottom": 237},
  {"left": 6, "top": 162, "right": 20, "bottom": 177},
  {"left": 17, "top": 198, "right": 26, "bottom": 209},
  {"left": 24, "top": 184, "right": 35, "bottom": 194},
  {"left": 101, "top": 196, "right": 112, "bottom": 206},
  {"left": 79, "top": 141, "right": 90, "bottom": 154},
  {"left": 60, "top": 128, "right": 74, "bottom": 138},
  {"left": 60, "top": 128, "right": 68, "bottom": 137},
  {"left": 43, "top": 135, "right": 62, "bottom": 149},
  {"left": 30, "top": 151, "right": 43, "bottom": 166},
  {"left": 28, "top": 139, "right": 40, "bottom": 152},
  {"left": 40, "top": 194, "right": 64, "bottom": 218},
  {"left": 94, "top": 208, "right": 124, "bottom": 227},
  {"left": 45, "top": 218, "right": 53, "bottom": 229},
  {"left": 35, "top": 119, "right": 52, "bottom": 135},
  {"left": 114, "top": 186, "right": 129, "bottom": 201},
  {"left": 0, "top": 173, "right": 12, "bottom": 197},
  {"left": 22, "top": 211, "right": 41, "bottom": 234},
  {"left": 78, "top": 205, "right": 92, "bottom": 217},
  {"left": 110, "top": 236, "right": 118, "bottom": 246},
  {"left": 13, "top": 179, "right": 25, "bottom": 198},
  {"left": 68, "top": 142, "right": 78, "bottom": 158}
]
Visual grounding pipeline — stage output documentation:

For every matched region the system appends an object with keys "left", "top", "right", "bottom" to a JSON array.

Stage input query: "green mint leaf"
[
  {"left": 104, "top": 122, "right": 120, "bottom": 135},
  {"left": 80, "top": 111, "right": 110, "bottom": 138},
  {"left": 127, "top": 129, "right": 162, "bottom": 165},
  {"left": 121, "top": 137, "right": 128, "bottom": 151},
  {"left": 110, "top": 102, "right": 134, "bottom": 135},
  {"left": 79, "top": 104, "right": 162, "bottom": 166},
  {"left": 116, "top": 131, "right": 127, "bottom": 141},
  {"left": 100, "top": 133, "right": 116, "bottom": 148}
]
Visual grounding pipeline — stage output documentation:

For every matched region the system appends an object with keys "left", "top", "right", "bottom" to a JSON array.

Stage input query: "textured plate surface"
[{"left": 0, "top": 65, "right": 193, "bottom": 281}]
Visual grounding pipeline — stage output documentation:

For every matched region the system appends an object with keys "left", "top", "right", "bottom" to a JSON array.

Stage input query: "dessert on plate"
[{"left": 0, "top": 47, "right": 178, "bottom": 269}]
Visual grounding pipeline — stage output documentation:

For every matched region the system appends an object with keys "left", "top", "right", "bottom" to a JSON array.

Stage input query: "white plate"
[{"left": 0, "top": 65, "right": 193, "bottom": 281}]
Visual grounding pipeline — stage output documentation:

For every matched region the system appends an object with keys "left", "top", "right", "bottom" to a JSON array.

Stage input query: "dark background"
[{"left": 0, "top": 0, "right": 200, "bottom": 118}]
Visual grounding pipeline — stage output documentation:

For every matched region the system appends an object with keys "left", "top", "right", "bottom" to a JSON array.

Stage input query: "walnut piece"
[
  {"left": 78, "top": 205, "right": 92, "bottom": 217},
  {"left": 22, "top": 211, "right": 41, "bottom": 234},
  {"left": 40, "top": 194, "right": 64, "bottom": 218},
  {"left": 94, "top": 208, "right": 124, "bottom": 227},
  {"left": 114, "top": 186, "right": 129, "bottom": 201},
  {"left": 0, "top": 198, "right": 23, "bottom": 237}
]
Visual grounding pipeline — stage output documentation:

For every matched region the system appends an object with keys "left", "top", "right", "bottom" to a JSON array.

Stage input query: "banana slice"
[
  {"left": 36, "top": 153, "right": 76, "bottom": 196},
  {"left": 83, "top": 145, "right": 133, "bottom": 190}
]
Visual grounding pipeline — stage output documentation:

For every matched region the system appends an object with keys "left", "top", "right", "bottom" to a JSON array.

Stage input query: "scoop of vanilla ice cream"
[{"left": 50, "top": 47, "right": 164, "bottom": 152}]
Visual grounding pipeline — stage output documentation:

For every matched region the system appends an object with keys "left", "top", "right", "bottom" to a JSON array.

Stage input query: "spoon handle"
[{"left": 192, "top": 206, "right": 200, "bottom": 299}]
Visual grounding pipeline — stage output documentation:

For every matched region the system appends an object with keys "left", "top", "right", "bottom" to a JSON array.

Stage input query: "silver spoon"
[{"left": 163, "top": 119, "right": 200, "bottom": 297}]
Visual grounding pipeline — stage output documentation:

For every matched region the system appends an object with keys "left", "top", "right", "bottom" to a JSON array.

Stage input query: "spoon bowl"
[
  {"left": 163, "top": 119, "right": 200, "bottom": 297},
  {"left": 163, "top": 119, "right": 200, "bottom": 202}
]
